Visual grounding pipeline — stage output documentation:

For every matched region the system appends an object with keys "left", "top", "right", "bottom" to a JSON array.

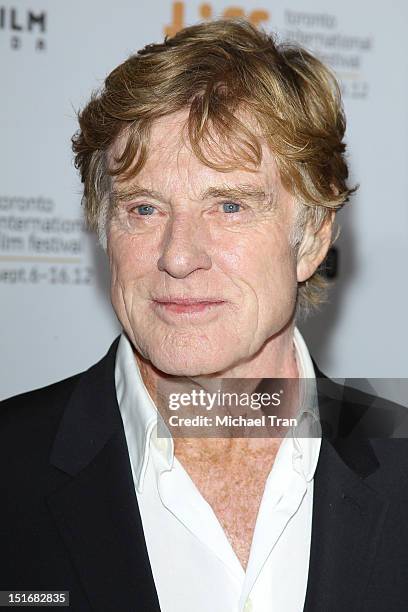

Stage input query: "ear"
[{"left": 296, "top": 211, "right": 335, "bottom": 283}]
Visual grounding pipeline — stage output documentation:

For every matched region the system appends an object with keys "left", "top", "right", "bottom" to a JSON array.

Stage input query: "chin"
[{"left": 147, "top": 348, "right": 231, "bottom": 377}]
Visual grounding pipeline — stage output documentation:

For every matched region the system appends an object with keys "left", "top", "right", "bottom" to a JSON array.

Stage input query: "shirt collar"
[
  {"left": 114, "top": 333, "right": 173, "bottom": 493},
  {"left": 292, "top": 327, "right": 321, "bottom": 481},
  {"left": 115, "top": 327, "right": 321, "bottom": 492}
]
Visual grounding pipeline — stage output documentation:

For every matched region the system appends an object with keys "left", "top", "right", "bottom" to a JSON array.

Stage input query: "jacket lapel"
[
  {"left": 47, "top": 337, "right": 161, "bottom": 612},
  {"left": 303, "top": 372, "right": 390, "bottom": 612}
]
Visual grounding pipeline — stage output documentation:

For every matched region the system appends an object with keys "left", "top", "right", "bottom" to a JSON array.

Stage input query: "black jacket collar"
[{"left": 48, "top": 335, "right": 161, "bottom": 611}]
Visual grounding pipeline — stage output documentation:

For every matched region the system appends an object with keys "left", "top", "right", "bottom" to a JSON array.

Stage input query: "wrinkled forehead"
[
  {"left": 108, "top": 111, "right": 188, "bottom": 161},
  {"left": 108, "top": 109, "right": 282, "bottom": 197}
]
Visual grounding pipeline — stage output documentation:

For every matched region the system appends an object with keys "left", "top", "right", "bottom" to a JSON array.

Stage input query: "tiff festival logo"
[
  {"left": 164, "top": 1, "right": 270, "bottom": 36},
  {"left": 0, "top": 6, "right": 46, "bottom": 51}
]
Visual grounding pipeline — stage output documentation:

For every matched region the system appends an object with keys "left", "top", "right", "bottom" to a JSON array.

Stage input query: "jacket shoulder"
[
  {"left": 0, "top": 375, "right": 85, "bottom": 471},
  {"left": 0, "top": 336, "right": 121, "bottom": 428},
  {"left": 0, "top": 337, "right": 120, "bottom": 455},
  {"left": 0, "top": 372, "right": 82, "bottom": 429},
  {"left": 316, "top": 373, "right": 408, "bottom": 489}
]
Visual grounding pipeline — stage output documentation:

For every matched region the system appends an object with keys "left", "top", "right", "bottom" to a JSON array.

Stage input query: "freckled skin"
[
  {"left": 174, "top": 437, "right": 284, "bottom": 570},
  {"left": 107, "top": 110, "right": 333, "bottom": 570}
]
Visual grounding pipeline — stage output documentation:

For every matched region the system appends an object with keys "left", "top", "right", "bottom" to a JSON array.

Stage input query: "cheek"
[
  {"left": 255, "top": 242, "right": 298, "bottom": 331},
  {"left": 108, "top": 230, "right": 155, "bottom": 283},
  {"left": 107, "top": 236, "right": 153, "bottom": 324},
  {"left": 217, "top": 230, "right": 297, "bottom": 297}
]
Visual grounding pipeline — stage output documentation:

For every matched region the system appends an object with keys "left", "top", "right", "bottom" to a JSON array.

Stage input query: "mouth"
[{"left": 151, "top": 298, "right": 227, "bottom": 315}]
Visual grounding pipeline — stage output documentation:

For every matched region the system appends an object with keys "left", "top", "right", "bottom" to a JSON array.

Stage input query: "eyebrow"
[
  {"left": 112, "top": 183, "right": 276, "bottom": 210},
  {"left": 112, "top": 186, "right": 164, "bottom": 202},
  {"left": 203, "top": 184, "right": 271, "bottom": 204}
]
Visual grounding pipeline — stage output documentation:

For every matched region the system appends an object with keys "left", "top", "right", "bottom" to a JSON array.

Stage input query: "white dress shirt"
[{"left": 115, "top": 327, "right": 321, "bottom": 612}]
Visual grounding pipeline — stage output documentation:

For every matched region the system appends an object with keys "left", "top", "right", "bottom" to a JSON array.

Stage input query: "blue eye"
[
  {"left": 222, "top": 202, "right": 240, "bottom": 213},
  {"left": 136, "top": 205, "right": 155, "bottom": 215}
]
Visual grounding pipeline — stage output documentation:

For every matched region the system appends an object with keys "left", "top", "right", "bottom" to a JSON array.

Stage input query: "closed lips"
[{"left": 153, "top": 298, "right": 225, "bottom": 304}]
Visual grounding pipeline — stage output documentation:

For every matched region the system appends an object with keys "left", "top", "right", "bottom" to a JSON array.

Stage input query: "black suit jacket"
[{"left": 1, "top": 336, "right": 408, "bottom": 611}]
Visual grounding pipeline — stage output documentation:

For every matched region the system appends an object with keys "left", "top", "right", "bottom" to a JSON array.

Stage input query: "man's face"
[{"left": 107, "top": 110, "right": 300, "bottom": 376}]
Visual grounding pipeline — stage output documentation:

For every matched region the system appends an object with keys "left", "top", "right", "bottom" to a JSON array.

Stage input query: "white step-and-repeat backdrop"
[{"left": 1, "top": 1, "right": 407, "bottom": 400}]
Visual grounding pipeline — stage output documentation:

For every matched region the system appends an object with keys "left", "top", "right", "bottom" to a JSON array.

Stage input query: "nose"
[{"left": 157, "top": 212, "right": 212, "bottom": 278}]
